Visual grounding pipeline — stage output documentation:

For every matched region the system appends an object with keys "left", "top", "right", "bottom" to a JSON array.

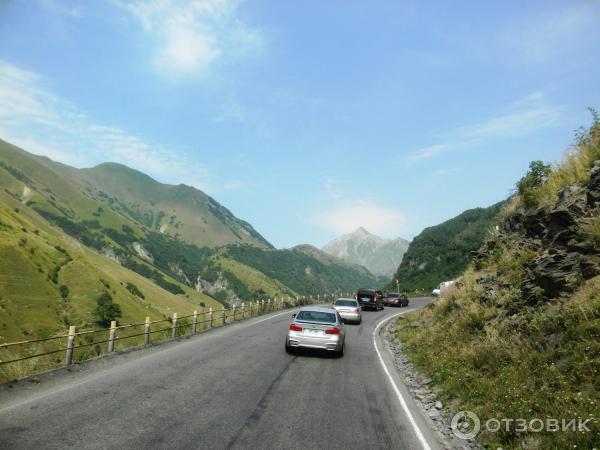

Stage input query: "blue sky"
[{"left": 0, "top": 0, "right": 599, "bottom": 248}]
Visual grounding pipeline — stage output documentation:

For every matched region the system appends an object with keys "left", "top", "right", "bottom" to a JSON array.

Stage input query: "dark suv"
[{"left": 355, "top": 288, "right": 384, "bottom": 311}]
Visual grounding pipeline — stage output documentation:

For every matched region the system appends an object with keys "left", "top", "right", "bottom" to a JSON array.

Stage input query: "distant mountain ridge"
[{"left": 321, "top": 227, "right": 410, "bottom": 278}]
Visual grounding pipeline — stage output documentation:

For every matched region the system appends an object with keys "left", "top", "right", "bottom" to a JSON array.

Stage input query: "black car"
[
  {"left": 354, "top": 288, "right": 384, "bottom": 311},
  {"left": 383, "top": 292, "right": 409, "bottom": 307}
]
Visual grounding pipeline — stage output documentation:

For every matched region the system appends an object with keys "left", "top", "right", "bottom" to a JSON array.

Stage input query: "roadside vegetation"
[{"left": 396, "top": 117, "right": 600, "bottom": 449}]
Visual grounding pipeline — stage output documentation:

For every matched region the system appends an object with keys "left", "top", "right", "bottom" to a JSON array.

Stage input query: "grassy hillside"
[
  {"left": 0, "top": 188, "right": 220, "bottom": 343},
  {"left": 390, "top": 201, "right": 504, "bottom": 291},
  {"left": 396, "top": 119, "right": 600, "bottom": 449}
]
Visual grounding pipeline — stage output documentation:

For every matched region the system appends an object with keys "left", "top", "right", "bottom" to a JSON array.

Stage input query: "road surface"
[{"left": 0, "top": 298, "right": 439, "bottom": 449}]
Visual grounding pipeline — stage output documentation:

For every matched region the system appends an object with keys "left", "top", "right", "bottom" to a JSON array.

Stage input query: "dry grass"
[{"left": 534, "top": 122, "right": 600, "bottom": 207}]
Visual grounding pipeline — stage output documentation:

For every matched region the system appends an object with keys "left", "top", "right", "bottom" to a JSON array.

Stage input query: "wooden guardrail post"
[
  {"left": 260, "top": 299, "right": 264, "bottom": 313},
  {"left": 171, "top": 313, "right": 178, "bottom": 339},
  {"left": 108, "top": 321, "right": 117, "bottom": 352},
  {"left": 192, "top": 310, "right": 198, "bottom": 335},
  {"left": 241, "top": 303, "right": 245, "bottom": 319},
  {"left": 209, "top": 307, "right": 214, "bottom": 329},
  {"left": 144, "top": 316, "right": 150, "bottom": 345},
  {"left": 65, "top": 325, "right": 76, "bottom": 366},
  {"left": 232, "top": 305, "right": 237, "bottom": 321},
  {"left": 221, "top": 307, "right": 226, "bottom": 325},
  {"left": 255, "top": 300, "right": 259, "bottom": 316}
]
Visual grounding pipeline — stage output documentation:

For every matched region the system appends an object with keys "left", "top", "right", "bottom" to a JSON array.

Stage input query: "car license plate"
[{"left": 306, "top": 329, "right": 321, "bottom": 335}]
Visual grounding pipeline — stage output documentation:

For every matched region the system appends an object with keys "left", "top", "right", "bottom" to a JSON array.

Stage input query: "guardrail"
[{"left": 0, "top": 292, "right": 350, "bottom": 383}]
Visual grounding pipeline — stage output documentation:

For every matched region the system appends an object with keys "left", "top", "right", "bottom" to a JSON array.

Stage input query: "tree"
[
  {"left": 94, "top": 292, "right": 122, "bottom": 326},
  {"left": 517, "top": 160, "right": 551, "bottom": 208}
]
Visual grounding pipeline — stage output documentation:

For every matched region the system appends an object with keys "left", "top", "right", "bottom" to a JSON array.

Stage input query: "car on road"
[
  {"left": 383, "top": 292, "right": 409, "bottom": 307},
  {"left": 354, "top": 288, "right": 384, "bottom": 311},
  {"left": 285, "top": 306, "right": 346, "bottom": 356},
  {"left": 332, "top": 298, "right": 362, "bottom": 324}
]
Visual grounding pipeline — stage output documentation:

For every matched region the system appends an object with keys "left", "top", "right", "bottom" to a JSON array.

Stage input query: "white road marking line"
[{"left": 373, "top": 310, "right": 432, "bottom": 450}]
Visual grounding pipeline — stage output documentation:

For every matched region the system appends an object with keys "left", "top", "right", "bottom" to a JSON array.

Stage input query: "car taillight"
[
  {"left": 324, "top": 327, "right": 340, "bottom": 335},
  {"left": 354, "top": 307, "right": 360, "bottom": 313},
  {"left": 289, "top": 323, "right": 303, "bottom": 332}
]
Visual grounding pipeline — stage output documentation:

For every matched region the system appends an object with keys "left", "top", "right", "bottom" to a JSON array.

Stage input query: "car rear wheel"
[
  {"left": 336, "top": 342, "right": 344, "bottom": 358},
  {"left": 285, "top": 341, "right": 294, "bottom": 355}
]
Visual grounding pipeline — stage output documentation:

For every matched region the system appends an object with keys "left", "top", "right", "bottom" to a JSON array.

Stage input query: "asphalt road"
[{"left": 0, "top": 298, "right": 439, "bottom": 450}]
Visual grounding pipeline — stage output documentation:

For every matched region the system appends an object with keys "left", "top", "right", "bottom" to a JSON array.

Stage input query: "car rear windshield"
[
  {"left": 334, "top": 300, "right": 358, "bottom": 307},
  {"left": 387, "top": 292, "right": 400, "bottom": 297},
  {"left": 296, "top": 311, "right": 337, "bottom": 324}
]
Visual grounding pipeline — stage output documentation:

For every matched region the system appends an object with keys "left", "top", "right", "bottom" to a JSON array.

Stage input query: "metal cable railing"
[{"left": 0, "top": 292, "right": 346, "bottom": 381}]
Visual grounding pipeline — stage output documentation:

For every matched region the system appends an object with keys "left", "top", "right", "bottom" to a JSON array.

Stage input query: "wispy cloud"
[
  {"left": 406, "top": 144, "right": 449, "bottom": 163},
  {"left": 429, "top": 167, "right": 459, "bottom": 178},
  {"left": 113, "top": 0, "right": 263, "bottom": 76},
  {"left": 0, "top": 60, "right": 211, "bottom": 189},
  {"left": 310, "top": 200, "right": 408, "bottom": 238},
  {"left": 403, "top": 91, "right": 563, "bottom": 165},
  {"left": 498, "top": 3, "right": 600, "bottom": 65}
]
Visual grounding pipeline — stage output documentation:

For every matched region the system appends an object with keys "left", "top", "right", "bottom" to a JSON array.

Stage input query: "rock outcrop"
[{"left": 474, "top": 160, "right": 600, "bottom": 305}]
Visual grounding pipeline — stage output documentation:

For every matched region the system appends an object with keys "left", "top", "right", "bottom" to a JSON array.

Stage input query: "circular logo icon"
[{"left": 451, "top": 410, "right": 481, "bottom": 440}]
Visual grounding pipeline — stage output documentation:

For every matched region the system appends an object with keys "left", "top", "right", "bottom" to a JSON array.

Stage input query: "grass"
[{"left": 397, "top": 274, "right": 600, "bottom": 449}]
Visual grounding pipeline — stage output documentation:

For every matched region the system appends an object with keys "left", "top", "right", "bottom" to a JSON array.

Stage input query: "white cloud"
[
  {"left": 311, "top": 200, "right": 408, "bottom": 238},
  {"left": 403, "top": 91, "right": 562, "bottom": 165},
  {"left": 456, "top": 92, "right": 562, "bottom": 142},
  {"left": 0, "top": 60, "right": 210, "bottom": 189},
  {"left": 406, "top": 144, "right": 449, "bottom": 163},
  {"left": 113, "top": 0, "right": 263, "bottom": 75}
]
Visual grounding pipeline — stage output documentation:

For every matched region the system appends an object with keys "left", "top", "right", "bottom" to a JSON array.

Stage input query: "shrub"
[
  {"left": 516, "top": 160, "right": 551, "bottom": 208},
  {"left": 59, "top": 285, "right": 69, "bottom": 299},
  {"left": 94, "top": 292, "right": 122, "bottom": 326},
  {"left": 125, "top": 282, "right": 145, "bottom": 299}
]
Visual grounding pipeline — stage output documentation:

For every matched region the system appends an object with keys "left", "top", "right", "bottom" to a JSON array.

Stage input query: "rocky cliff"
[{"left": 474, "top": 160, "right": 600, "bottom": 308}]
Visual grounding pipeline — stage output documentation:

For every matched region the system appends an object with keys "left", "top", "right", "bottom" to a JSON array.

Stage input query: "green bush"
[
  {"left": 516, "top": 160, "right": 551, "bottom": 208},
  {"left": 59, "top": 285, "right": 69, "bottom": 299}
]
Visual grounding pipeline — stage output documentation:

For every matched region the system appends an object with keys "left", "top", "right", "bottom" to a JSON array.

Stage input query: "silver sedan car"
[
  {"left": 332, "top": 298, "right": 362, "bottom": 324},
  {"left": 285, "top": 307, "right": 346, "bottom": 357}
]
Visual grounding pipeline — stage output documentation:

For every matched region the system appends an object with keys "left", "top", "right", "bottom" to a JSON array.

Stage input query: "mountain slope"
[
  {"left": 79, "top": 162, "right": 272, "bottom": 249},
  {"left": 390, "top": 202, "right": 504, "bottom": 291},
  {"left": 322, "top": 227, "right": 409, "bottom": 278}
]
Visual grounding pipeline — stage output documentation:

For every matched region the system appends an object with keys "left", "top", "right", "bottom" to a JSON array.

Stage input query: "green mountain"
[
  {"left": 0, "top": 139, "right": 380, "bottom": 346},
  {"left": 390, "top": 201, "right": 504, "bottom": 291}
]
